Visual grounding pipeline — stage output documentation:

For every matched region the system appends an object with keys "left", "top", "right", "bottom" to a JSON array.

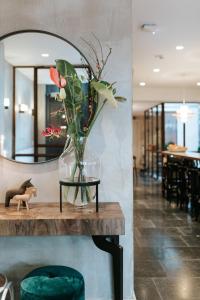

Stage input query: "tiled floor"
[{"left": 134, "top": 177, "right": 200, "bottom": 300}]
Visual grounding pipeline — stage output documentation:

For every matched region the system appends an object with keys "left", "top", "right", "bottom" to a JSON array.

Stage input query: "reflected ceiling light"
[
  {"left": 41, "top": 53, "right": 49, "bottom": 57},
  {"left": 197, "top": 82, "right": 200, "bottom": 86},
  {"left": 153, "top": 68, "right": 160, "bottom": 73},
  {"left": 4, "top": 98, "right": 10, "bottom": 109},
  {"left": 173, "top": 100, "right": 194, "bottom": 123},
  {"left": 139, "top": 82, "right": 146, "bottom": 86},
  {"left": 19, "top": 103, "right": 28, "bottom": 113},
  {"left": 176, "top": 45, "right": 184, "bottom": 50}
]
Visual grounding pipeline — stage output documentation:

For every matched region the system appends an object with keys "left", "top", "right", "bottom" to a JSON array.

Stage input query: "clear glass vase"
[{"left": 59, "top": 137, "right": 100, "bottom": 206}]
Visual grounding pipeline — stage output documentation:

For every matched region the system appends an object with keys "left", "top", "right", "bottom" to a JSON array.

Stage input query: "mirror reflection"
[{"left": 0, "top": 32, "right": 90, "bottom": 163}]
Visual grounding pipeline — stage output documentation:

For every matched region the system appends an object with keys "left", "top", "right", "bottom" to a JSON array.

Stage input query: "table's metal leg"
[
  {"left": 92, "top": 235, "right": 123, "bottom": 300},
  {"left": 60, "top": 184, "right": 62, "bottom": 213}
]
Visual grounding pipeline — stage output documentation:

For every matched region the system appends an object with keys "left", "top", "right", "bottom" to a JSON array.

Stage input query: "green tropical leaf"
[
  {"left": 56, "top": 59, "right": 76, "bottom": 77},
  {"left": 67, "top": 122, "right": 76, "bottom": 135},
  {"left": 56, "top": 60, "right": 84, "bottom": 115},
  {"left": 91, "top": 80, "right": 117, "bottom": 107},
  {"left": 99, "top": 80, "right": 112, "bottom": 88},
  {"left": 115, "top": 96, "right": 126, "bottom": 102},
  {"left": 90, "top": 80, "right": 106, "bottom": 91}
]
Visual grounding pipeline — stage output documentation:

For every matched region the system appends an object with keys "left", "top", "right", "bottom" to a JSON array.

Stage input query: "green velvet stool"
[{"left": 20, "top": 265, "right": 85, "bottom": 300}]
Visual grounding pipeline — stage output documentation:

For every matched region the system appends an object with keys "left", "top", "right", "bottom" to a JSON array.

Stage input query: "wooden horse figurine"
[
  {"left": 12, "top": 187, "right": 37, "bottom": 211},
  {"left": 5, "top": 179, "right": 34, "bottom": 207}
]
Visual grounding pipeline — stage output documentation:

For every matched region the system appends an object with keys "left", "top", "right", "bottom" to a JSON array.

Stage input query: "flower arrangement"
[
  {"left": 43, "top": 39, "right": 126, "bottom": 204},
  {"left": 42, "top": 127, "right": 62, "bottom": 138}
]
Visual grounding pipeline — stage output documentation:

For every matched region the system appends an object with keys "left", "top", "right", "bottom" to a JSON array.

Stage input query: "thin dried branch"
[
  {"left": 81, "top": 36, "right": 112, "bottom": 80},
  {"left": 97, "top": 47, "right": 112, "bottom": 80},
  {"left": 91, "top": 32, "right": 104, "bottom": 65},
  {"left": 81, "top": 37, "right": 100, "bottom": 67}
]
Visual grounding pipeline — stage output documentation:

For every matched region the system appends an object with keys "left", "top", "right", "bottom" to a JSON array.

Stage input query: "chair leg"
[{"left": 133, "top": 167, "right": 137, "bottom": 181}]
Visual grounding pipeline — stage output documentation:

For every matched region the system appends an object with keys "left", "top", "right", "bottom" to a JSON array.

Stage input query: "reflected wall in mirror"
[{"left": 0, "top": 31, "right": 90, "bottom": 163}]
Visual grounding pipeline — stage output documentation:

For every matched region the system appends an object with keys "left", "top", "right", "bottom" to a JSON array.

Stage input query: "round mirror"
[{"left": 0, "top": 31, "right": 90, "bottom": 163}]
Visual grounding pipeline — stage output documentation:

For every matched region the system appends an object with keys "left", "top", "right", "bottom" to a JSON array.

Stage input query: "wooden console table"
[{"left": 0, "top": 202, "right": 125, "bottom": 300}]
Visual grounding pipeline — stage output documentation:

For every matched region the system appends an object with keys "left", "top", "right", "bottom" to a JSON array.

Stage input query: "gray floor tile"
[
  {"left": 154, "top": 277, "right": 200, "bottom": 300},
  {"left": 135, "top": 260, "right": 166, "bottom": 277},
  {"left": 135, "top": 278, "right": 162, "bottom": 300},
  {"left": 134, "top": 177, "right": 200, "bottom": 300}
]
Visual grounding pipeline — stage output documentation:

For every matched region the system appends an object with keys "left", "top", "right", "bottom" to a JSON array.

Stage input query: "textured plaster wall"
[{"left": 0, "top": 1, "right": 134, "bottom": 299}]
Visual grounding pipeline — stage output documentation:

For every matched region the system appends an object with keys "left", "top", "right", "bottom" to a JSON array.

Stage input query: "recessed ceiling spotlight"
[
  {"left": 139, "top": 82, "right": 146, "bottom": 86},
  {"left": 197, "top": 82, "right": 200, "bottom": 86},
  {"left": 41, "top": 53, "right": 49, "bottom": 57},
  {"left": 153, "top": 68, "right": 160, "bottom": 73},
  {"left": 176, "top": 45, "right": 184, "bottom": 50}
]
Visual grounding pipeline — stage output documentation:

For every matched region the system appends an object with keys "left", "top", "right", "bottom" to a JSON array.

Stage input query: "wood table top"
[
  {"left": 162, "top": 151, "right": 200, "bottom": 161},
  {"left": 0, "top": 202, "right": 125, "bottom": 236}
]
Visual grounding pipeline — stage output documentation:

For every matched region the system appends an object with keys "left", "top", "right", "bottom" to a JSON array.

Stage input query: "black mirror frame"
[{"left": 0, "top": 29, "right": 94, "bottom": 165}]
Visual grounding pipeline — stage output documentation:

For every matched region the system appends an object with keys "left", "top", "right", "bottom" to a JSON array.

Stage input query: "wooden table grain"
[{"left": 0, "top": 202, "right": 125, "bottom": 236}]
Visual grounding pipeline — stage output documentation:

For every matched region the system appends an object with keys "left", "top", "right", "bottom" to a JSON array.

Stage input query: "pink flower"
[
  {"left": 60, "top": 77, "right": 67, "bottom": 88},
  {"left": 53, "top": 127, "right": 62, "bottom": 137},
  {"left": 42, "top": 127, "right": 53, "bottom": 137},
  {"left": 50, "top": 67, "right": 60, "bottom": 88},
  {"left": 50, "top": 67, "right": 67, "bottom": 88},
  {"left": 42, "top": 127, "right": 62, "bottom": 138}
]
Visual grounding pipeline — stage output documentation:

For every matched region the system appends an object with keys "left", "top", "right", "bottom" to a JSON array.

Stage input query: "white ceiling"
[
  {"left": 3, "top": 32, "right": 84, "bottom": 66},
  {"left": 133, "top": 0, "right": 200, "bottom": 87},
  {"left": 133, "top": 0, "right": 200, "bottom": 89},
  {"left": 1, "top": 32, "right": 87, "bottom": 84}
]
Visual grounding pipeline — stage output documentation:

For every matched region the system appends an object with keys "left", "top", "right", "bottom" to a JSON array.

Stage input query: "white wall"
[
  {"left": 15, "top": 69, "right": 34, "bottom": 161},
  {"left": 0, "top": 44, "right": 13, "bottom": 158},
  {"left": 0, "top": 1, "right": 134, "bottom": 299}
]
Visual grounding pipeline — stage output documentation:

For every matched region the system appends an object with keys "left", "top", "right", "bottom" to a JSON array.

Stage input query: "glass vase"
[{"left": 59, "top": 137, "right": 100, "bottom": 206}]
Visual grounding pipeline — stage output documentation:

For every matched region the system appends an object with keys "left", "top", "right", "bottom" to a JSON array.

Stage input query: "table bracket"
[{"left": 92, "top": 235, "right": 123, "bottom": 300}]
